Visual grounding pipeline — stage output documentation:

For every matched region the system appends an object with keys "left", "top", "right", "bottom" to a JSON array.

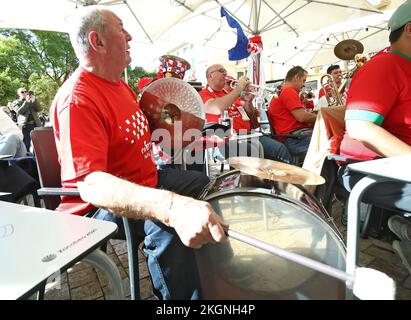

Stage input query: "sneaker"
[
  {"left": 388, "top": 215, "right": 411, "bottom": 241},
  {"left": 392, "top": 240, "right": 411, "bottom": 274}
]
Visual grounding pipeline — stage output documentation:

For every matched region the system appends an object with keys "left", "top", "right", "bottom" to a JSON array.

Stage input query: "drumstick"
[{"left": 224, "top": 228, "right": 396, "bottom": 300}]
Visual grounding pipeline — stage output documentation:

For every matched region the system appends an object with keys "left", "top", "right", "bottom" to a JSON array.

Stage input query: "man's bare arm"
[
  {"left": 76, "top": 171, "right": 228, "bottom": 248},
  {"left": 205, "top": 76, "right": 250, "bottom": 115},
  {"left": 291, "top": 108, "right": 317, "bottom": 123},
  {"left": 346, "top": 120, "right": 411, "bottom": 157}
]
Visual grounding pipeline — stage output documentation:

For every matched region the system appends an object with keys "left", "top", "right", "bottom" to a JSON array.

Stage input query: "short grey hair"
[{"left": 69, "top": 6, "right": 107, "bottom": 58}]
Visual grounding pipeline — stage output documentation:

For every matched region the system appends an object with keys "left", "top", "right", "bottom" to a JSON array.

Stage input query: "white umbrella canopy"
[
  {"left": 267, "top": 9, "right": 395, "bottom": 74},
  {"left": 0, "top": 0, "right": 399, "bottom": 69},
  {"left": 139, "top": 0, "right": 389, "bottom": 63}
]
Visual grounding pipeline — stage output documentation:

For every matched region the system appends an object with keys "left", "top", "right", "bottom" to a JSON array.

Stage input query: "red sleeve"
[
  {"left": 318, "top": 88, "right": 325, "bottom": 98},
  {"left": 280, "top": 87, "right": 303, "bottom": 111}
]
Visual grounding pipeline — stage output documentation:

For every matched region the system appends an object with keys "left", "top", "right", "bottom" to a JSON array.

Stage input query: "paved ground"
[{"left": 34, "top": 165, "right": 411, "bottom": 300}]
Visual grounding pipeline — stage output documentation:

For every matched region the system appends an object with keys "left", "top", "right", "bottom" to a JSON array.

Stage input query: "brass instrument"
[
  {"left": 320, "top": 40, "right": 368, "bottom": 107},
  {"left": 300, "top": 89, "right": 315, "bottom": 103},
  {"left": 320, "top": 74, "right": 345, "bottom": 107},
  {"left": 225, "top": 77, "right": 279, "bottom": 98}
]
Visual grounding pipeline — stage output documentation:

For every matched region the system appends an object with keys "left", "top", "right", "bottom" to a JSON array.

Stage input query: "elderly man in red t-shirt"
[
  {"left": 338, "top": 0, "right": 411, "bottom": 267},
  {"left": 198, "top": 64, "right": 292, "bottom": 164},
  {"left": 267, "top": 66, "right": 317, "bottom": 158},
  {"left": 50, "top": 6, "right": 227, "bottom": 300}
]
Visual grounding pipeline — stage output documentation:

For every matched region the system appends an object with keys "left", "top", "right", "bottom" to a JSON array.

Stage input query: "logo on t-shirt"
[{"left": 119, "top": 109, "right": 149, "bottom": 145}]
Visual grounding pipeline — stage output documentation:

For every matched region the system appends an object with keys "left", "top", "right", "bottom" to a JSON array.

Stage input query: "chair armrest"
[
  {"left": 202, "top": 122, "right": 230, "bottom": 134},
  {"left": 327, "top": 154, "right": 362, "bottom": 163},
  {"left": 270, "top": 133, "right": 303, "bottom": 139},
  {"left": 37, "top": 187, "right": 80, "bottom": 196}
]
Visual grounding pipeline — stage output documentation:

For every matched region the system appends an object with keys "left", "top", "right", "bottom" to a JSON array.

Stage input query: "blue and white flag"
[{"left": 220, "top": 7, "right": 249, "bottom": 61}]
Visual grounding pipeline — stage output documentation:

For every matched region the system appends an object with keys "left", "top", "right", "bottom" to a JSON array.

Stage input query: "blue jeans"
[
  {"left": 92, "top": 167, "right": 209, "bottom": 300},
  {"left": 259, "top": 135, "right": 292, "bottom": 164},
  {"left": 340, "top": 166, "right": 411, "bottom": 213},
  {"left": 284, "top": 136, "right": 311, "bottom": 157},
  {"left": 22, "top": 123, "right": 36, "bottom": 151}
]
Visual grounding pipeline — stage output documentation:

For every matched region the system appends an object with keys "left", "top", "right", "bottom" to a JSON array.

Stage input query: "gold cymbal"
[
  {"left": 228, "top": 157, "right": 325, "bottom": 186},
  {"left": 334, "top": 39, "right": 364, "bottom": 61}
]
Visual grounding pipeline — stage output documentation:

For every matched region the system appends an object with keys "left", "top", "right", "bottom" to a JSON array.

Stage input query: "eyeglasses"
[
  {"left": 20, "top": 91, "right": 27, "bottom": 94},
  {"left": 210, "top": 68, "right": 227, "bottom": 75}
]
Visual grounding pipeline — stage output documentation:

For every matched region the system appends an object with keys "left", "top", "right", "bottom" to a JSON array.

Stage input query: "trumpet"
[
  {"left": 300, "top": 89, "right": 315, "bottom": 103},
  {"left": 225, "top": 77, "right": 279, "bottom": 98}
]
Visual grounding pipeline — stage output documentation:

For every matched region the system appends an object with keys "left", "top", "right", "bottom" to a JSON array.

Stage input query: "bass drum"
[{"left": 196, "top": 170, "right": 347, "bottom": 300}]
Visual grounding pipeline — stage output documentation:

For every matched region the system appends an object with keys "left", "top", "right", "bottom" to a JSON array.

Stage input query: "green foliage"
[
  {"left": 126, "top": 65, "right": 157, "bottom": 94},
  {"left": 0, "top": 28, "right": 155, "bottom": 113},
  {"left": 0, "top": 71, "right": 22, "bottom": 106},
  {"left": 0, "top": 29, "right": 78, "bottom": 113},
  {"left": 28, "top": 74, "right": 59, "bottom": 115}
]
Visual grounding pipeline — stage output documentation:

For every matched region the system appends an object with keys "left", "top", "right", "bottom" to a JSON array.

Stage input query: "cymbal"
[
  {"left": 334, "top": 39, "right": 364, "bottom": 61},
  {"left": 139, "top": 78, "right": 205, "bottom": 151},
  {"left": 228, "top": 157, "right": 325, "bottom": 185}
]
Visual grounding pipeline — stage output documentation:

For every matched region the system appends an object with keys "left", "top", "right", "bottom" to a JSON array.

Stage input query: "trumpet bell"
[{"left": 139, "top": 78, "right": 205, "bottom": 151}]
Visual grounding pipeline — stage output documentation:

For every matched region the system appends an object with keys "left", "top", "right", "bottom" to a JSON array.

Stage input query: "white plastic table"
[
  {"left": 0, "top": 201, "right": 124, "bottom": 300},
  {"left": 345, "top": 155, "right": 411, "bottom": 282}
]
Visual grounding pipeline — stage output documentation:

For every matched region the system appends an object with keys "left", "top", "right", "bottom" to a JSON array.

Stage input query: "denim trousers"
[
  {"left": 92, "top": 167, "right": 210, "bottom": 299},
  {"left": 339, "top": 166, "right": 411, "bottom": 213},
  {"left": 258, "top": 135, "right": 292, "bottom": 164},
  {"left": 22, "top": 123, "right": 36, "bottom": 151},
  {"left": 284, "top": 135, "right": 312, "bottom": 157}
]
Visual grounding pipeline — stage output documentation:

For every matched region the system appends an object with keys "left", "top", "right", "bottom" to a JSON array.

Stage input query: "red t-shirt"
[
  {"left": 50, "top": 67, "right": 158, "bottom": 215},
  {"left": 340, "top": 50, "right": 411, "bottom": 160},
  {"left": 267, "top": 86, "right": 311, "bottom": 139},
  {"left": 198, "top": 86, "right": 252, "bottom": 133}
]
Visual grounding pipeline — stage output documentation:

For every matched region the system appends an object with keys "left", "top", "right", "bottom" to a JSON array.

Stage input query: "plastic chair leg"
[
  {"left": 123, "top": 217, "right": 141, "bottom": 300},
  {"left": 83, "top": 249, "right": 125, "bottom": 300}
]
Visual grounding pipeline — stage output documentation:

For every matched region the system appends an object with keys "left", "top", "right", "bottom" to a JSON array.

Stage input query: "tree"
[
  {"left": 28, "top": 74, "right": 59, "bottom": 115},
  {"left": 126, "top": 66, "right": 157, "bottom": 94},
  {"left": 0, "top": 29, "right": 155, "bottom": 113},
  {"left": 0, "top": 71, "right": 22, "bottom": 106},
  {"left": 0, "top": 29, "right": 78, "bottom": 112},
  {"left": 0, "top": 29, "right": 78, "bottom": 86}
]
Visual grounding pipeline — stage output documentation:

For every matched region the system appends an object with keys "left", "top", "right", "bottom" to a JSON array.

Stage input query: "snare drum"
[{"left": 196, "top": 170, "right": 346, "bottom": 300}]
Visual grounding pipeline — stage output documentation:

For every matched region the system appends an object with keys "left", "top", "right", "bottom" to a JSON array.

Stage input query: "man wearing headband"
[
  {"left": 338, "top": 0, "right": 411, "bottom": 272},
  {"left": 50, "top": 6, "right": 227, "bottom": 300}
]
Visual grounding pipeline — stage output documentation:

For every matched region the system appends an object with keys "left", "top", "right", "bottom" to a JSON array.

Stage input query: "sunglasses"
[{"left": 20, "top": 91, "right": 27, "bottom": 94}]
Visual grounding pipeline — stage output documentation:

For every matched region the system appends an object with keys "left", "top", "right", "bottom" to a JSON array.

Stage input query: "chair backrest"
[{"left": 31, "top": 127, "right": 61, "bottom": 210}]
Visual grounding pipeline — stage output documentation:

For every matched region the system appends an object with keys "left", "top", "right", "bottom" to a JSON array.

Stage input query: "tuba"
[{"left": 320, "top": 74, "right": 344, "bottom": 107}]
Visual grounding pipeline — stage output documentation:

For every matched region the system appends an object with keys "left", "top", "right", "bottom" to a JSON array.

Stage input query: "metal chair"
[{"left": 30, "top": 127, "right": 142, "bottom": 299}]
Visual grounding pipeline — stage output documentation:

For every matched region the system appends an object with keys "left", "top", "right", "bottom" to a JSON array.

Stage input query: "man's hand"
[
  {"left": 236, "top": 76, "right": 250, "bottom": 92},
  {"left": 168, "top": 195, "right": 228, "bottom": 249},
  {"left": 26, "top": 95, "right": 35, "bottom": 103}
]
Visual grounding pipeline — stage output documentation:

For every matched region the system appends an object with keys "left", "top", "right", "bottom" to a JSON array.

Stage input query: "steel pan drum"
[{"left": 196, "top": 170, "right": 346, "bottom": 300}]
